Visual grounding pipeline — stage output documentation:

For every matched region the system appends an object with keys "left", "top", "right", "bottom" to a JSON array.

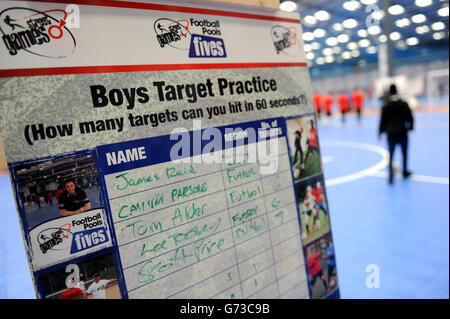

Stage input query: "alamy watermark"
[
  {"left": 365, "top": 264, "right": 380, "bottom": 288},
  {"left": 168, "top": 120, "right": 281, "bottom": 175}
]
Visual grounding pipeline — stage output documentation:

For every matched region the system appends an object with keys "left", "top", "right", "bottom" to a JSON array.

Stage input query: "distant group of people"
[
  {"left": 313, "top": 89, "right": 365, "bottom": 124},
  {"left": 313, "top": 84, "right": 415, "bottom": 185}
]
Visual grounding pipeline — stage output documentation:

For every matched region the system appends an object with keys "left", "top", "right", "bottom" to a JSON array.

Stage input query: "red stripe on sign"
[
  {"left": 0, "top": 63, "right": 308, "bottom": 78},
  {"left": 22, "top": 0, "right": 301, "bottom": 23}
]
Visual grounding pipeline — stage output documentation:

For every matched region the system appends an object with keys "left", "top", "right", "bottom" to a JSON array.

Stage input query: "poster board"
[{"left": 0, "top": 0, "right": 339, "bottom": 299}]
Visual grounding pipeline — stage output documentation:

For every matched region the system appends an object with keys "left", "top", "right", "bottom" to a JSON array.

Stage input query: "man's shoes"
[
  {"left": 388, "top": 175, "right": 394, "bottom": 184},
  {"left": 403, "top": 171, "right": 412, "bottom": 178}
]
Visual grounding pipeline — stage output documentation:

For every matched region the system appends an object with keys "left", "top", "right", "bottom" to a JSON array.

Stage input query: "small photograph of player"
[
  {"left": 296, "top": 176, "right": 330, "bottom": 245},
  {"left": 12, "top": 154, "right": 102, "bottom": 229},
  {"left": 86, "top": 272, "right": 118, "bottom": 299},
  {"left": 286, "top": 115, "right": 323, "bottom": 182},
  {"left": 39, "top": 252, "right": 121, "bottom": 299},
  {"left": 304, "top": 234, "right": 339, "bottom": 299},
  {"left": 59, "top": 178, "right": 91, "bottom": 216}
]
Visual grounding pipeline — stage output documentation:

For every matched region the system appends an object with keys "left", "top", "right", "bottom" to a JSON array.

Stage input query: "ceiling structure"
[
  {"left": 280, "top": 0, "right": 449, "bottom": 74},
  {"left": 16, "top": 155, "right": 97, "bottom": 188}
]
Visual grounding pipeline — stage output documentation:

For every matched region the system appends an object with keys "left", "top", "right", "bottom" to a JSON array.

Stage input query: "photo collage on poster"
[
  {"left": 285, "top": 114, "right": 339, "bottom": 299},
  {"left": 10, "top": 151, "right": 122, "bottom": 299}
]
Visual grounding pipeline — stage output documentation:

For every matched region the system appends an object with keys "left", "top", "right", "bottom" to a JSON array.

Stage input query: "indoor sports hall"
[{"left": 0, "top": 0, "right": 448, "bottom": 299}]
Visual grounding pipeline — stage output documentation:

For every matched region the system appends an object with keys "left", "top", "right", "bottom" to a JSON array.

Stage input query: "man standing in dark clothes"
[
  {"left": 59, "top": 179, "right": 91, "bottom": 216},
  {"left": 379, "top": 84, "right": 414, "bottom": 184}
]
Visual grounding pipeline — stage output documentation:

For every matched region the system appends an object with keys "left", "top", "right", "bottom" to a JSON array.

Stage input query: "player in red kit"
[
  {"left": 306, "top": 251, "right": 329, "bottom": 294},
  {"left": 304, "top": 120, "right": 319, "bottom": 166},
  {"left": 338, "top": 92, "right": 349, "bottom": 123},
  {"left": 313, "top": 92, "right": 323, "bottom": 119},
  {"left": 352, "top": 89, "right": 364, "bottom": 124},
  {"left": 59, "top": 287, "right": 85, "bottom": 299},
  {"left": 311, "top": 181, "right": 328, "bottom": 219},
  {"left": 323, "top": 94, "right": 333, "bottom": 118}
]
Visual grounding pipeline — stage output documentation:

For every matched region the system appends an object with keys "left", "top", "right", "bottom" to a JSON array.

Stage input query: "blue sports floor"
[{"left": 0, "top": 109, "right": 448, "bottom": 299}]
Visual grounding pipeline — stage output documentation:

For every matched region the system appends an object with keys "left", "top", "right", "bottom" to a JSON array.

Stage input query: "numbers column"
[{"left": 261, "top": 137, "right": 309, "bottom": 299}]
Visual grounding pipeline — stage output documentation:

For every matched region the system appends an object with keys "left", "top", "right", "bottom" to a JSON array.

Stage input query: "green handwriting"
[
  {"left": 226, "top": 167, "right": 257, "bottom": 184},
  {"left": 166, "top": 165, "right": 197, "bottom": 180},
  {"left": 115, "top": 172, "right": 160, "bottom": 191},
  {"left": 229, "top": 185, "right": 261, "bottom": 204},
  {"left": 171, "top": 182, "right": 208, "bottom": 202},
  {"left": 117, "top": 193, "right": 164, "bottom": 219}
]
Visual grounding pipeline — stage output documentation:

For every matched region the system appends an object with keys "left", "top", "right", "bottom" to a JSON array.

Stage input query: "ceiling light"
[
  {"left": 415, "top": 0, "right": 433, "bottom": 8},
  {"left": 432, "top": 31, "right": 446, "bottom": 40},
  {"left": 366, "top": 46, "right": 377, "bottom": 54},
  {"left": 303, "top": 32, "right": 315, "bottom": 41},
  {"left": 416, "top": 25, "right": 430, "bottom": 34},
  {"left": 333, "top": 23, "right": 344, "bottom": 31},
  {"left": 313, "top": 28, "right": 326, "bottom": 38},
  {"left": 343, "top": 0, "right": 361, "bottom": 11},
  {"left": 432, "top": 22, "right": 446, "bottom": 31},
  {"left": 361, "top": 0, "right": 377, "bottom": 5},
  {"left": 304, "top": 15, "right": 317, "bottom": 25},
  {"left": 332, "top": 46, "right": 342, "bottom": 54},
  {"left": 395, "top": 18, "right": 411, "bottom": 28},
  {"left": 280, "top": 1, "right": 297, "bottom": 12},
  {"left": 325, "top": 55, "right": 335, "bottom": 63},
  {"left": 358, "top": 29, "right": 368, "bottom": 37},
  {"left": 358, "top": 39, "right": 371, "bottom": 47},
  {"left": 337, "top": 34, "right": 350, "bottom": 43},
  {"left": 326, "top": 37, "right": 338, "bottom": 46},
  {"left": 379, "top": 34, "right": 388, "bottom": 43},
  {"left": 304, "top": 44, "right": 312, "bottom": 52},
  {"left": 323, "top": 48, "right": 333, "bottom": 56},
  {"left": 316, "top": 57, "right": 325, "bottom": 65},
  {"left": 315, "top": 10, "right": 330, "bottom": 21},
  {"left": 311, "top": 42, "right": 321, "bottom": 50},
  {"left": 388, "top": 5, "right": 405, "bottom": 15},
  {"left": 306, "top": 52, "right": 315, "bottom": 60},
  {"left": 368, "top": 25, "right": 382, "bottom": 35},
  {"left": 351, "top": 50, "right": 360, "bottom": 57},
  {"left": 347, "top": 42, "right": 358, "bottom": 50},
  {"left": 343, "top": 18, "right": 358, "bottom": 29},
  {"left": 396, "top": 40, "right": 407, "bottom": 49},
  {"left": 389, "top": 31, "right": 402, "bottom": 41},
  {"left": 438, "top": 7, "right": 449, "bottom": 17},
  {"left": 406, "top": 37, "right": 419, "bottom": 45},
  {"left": 342, "top": 51, "right": 352, "bottom": 59},
  {"left": 372, "top": 10, "right": 385, "bottom": 20},
  {"left": 412, "top": 14, "right": 427, "bottom": 23}
]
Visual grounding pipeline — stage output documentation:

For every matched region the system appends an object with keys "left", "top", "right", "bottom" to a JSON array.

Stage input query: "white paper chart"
[
  {"left": 96, "top": 119, "right": 309, "bottom": 299},
  {"left": 0, "top": 0, "right": 339, "bottom": 299}
]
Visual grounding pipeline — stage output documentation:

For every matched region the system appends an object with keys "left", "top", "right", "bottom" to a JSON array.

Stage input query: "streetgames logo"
[
  {"left": 154, "top": 18, "right": 191, "bottom": 50},
  {"left": 0, "top": 7, "right": 76, "bottom": 58},
  {"left": 37, "top": 223, "right": 72, "bottom": 254},
  {"left": 271, "top": 25, "right": 301, "bottom": 56}
]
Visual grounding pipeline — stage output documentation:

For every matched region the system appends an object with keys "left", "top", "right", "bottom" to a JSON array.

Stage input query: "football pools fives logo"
[
  {"left": 154, "top": 17, "right": 226, "bottom": 58},
  {"left": 271, "top": 25, "right": 301, "bottom": 56},
  {"left": 0, "top": 5, "right": 79, "bottom": 58},
  {"left": 34, "top": 211, "right": 108, "bottom": 255}
]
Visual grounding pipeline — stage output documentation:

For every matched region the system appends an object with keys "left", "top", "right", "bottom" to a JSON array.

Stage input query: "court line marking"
[
  {"left": 321, "top": 140, "right": 389, "bottom": 187},
  {"left": 322, "top": 140, "right": 449, "bottom": 186},
  {"left": 371, "top": 171, "right": 449, "bottom": 185},
  {"left": 321, "top": 156, "right": 334, "bottom": 164}
]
